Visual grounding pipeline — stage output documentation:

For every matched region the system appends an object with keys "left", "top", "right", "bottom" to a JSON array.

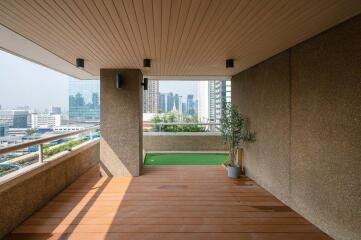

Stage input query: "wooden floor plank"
[
  {"left": 7, "top": 232, "right": 332, "bottom": 240},
  {"left": 23, "top": 217, "right": 311, "bottom": 225},
  {"left": 8, "top": 166, "right": 332, "bottom": 240},
  {"left": 13, "top": 224, "right": 321, "bottom": 234}
]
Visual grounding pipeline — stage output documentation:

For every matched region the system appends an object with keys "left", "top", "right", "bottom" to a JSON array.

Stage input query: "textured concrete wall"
[
  {"left": 290, "top": 15, "right": 361, "bottom": 239},
  {"left": 0, "top": 141, "right": 99, "bottom": 239},
  {"left": 231, "top": 14, "right": 361, "bottom": 240},
  {"left": 100, "top": 69, "right": 143, "bottom": 177},
  {"left": 143, "top": 133, "right": 227, "bottom": 152},
  {"left": 232, "top": 51, "right": 291, "bottom": 202}
]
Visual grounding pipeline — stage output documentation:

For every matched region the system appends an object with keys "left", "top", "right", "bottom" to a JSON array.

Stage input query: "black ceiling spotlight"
[
  {"left": 76, "top": 58, "right": 84, "bottom": 68},
  {"left": 143, "top": 58, "right": 151, "bottom": 68},
  {"left": 226, "top": 59, "right": 234, "bottom": 68},
  {"left": 142, "top": 78, "right": 149, "bottom": 90}
]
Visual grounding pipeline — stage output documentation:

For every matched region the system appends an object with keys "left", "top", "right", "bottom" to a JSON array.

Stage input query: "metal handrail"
[
  {"left": 148, "top": 122, "right": 220, "bottom": 125},
  {"left": 0, "top": 125, "right": 99, "bottom": 156}
]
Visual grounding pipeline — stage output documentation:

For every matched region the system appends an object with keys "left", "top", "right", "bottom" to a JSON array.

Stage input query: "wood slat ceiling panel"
[{"left": 0, "top": 0, "right": 360, "bottom": 78}]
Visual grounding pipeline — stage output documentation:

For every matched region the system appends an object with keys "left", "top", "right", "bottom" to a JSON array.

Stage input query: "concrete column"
[{"left": 100, "top": 69, "right": 143, "bottom": 176}]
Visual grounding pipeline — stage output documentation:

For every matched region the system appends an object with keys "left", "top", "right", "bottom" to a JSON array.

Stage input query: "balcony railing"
[
  {"left": 144, "top": 122, "right": 220, "bottom": 132},
  {"left": 0, "top": 126, "right": 99, "bottom": 177}
]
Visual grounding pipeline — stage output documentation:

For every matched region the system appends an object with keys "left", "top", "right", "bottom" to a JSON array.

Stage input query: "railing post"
[
  {"left": 89, "top": 130, "right": 93, "bottom": 140},
  {"left": 38, "top": 143, "right": 44, "bottom": 163}
]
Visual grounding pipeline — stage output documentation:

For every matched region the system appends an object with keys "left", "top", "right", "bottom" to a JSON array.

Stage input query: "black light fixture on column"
[
  {"left": 143, "top": 58, "right": 151, "bottom": 68},
  {"left": 76, "top": 58, "right": 84, "bottom": 68},
  {"left": 142, "top": 78, "right": 149, "bottom": 90},
  {"left": 225, "top": 59, "right": 234, "bottom": 68},
  {"left": 116, "top": 73, "right": 124, "bottom": 89}
]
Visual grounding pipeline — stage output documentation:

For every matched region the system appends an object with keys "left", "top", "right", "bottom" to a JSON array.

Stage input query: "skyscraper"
[
  {"left": 208, "top": 81, "right": 216, "bottom": 123},
  {"left": 0, "top": 110, "right": 29, "bottom": 128},
  {"left": 215, "top": 80, "right": 231, "bottom": 123},
  {"left": 143, "top": 80, "right": 159, "bottom": 113},
  {"left": 69, "top": 79, "right": 100, "bottom": 122},
  {"left": 182, "top": 103, "right": 187, "bottom": 115},
  {"left": 158, "top": 93, "right": 166, "bottom": 113},
  {"left": 49, "top": 106, "right": 61, "bottom": 115},
  {"left": 166, "top": 93, "right": 174, "bottom": 112},
  {"left": 197, "top": 80, "right": 231, "bottom": 123},
  {"left": 0, "top": 123, "right": 9, "bottom": 137},
  {"left": 158, "top": 93, "right": 183, "bottom": 113},
  {"left": 197, "top": 81, "right": 209, "bottom": 123},
  {"left": 186, "top": 94, "right": 196, "bottom": 116}
]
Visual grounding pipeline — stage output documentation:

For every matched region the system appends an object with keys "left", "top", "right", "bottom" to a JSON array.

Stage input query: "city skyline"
[
  {"left": 159, "top": 81, "right": 198, "bottom": 100},
  {"left": 1, "top": 49, "right": 219, "bottom": 118},
  {"left": 69, "top": 79, "right": 100, "bottom": 122},
  {"left": 143, "top": 79, "right": 231, "bottom": 124},
  {"left": 0, "top": 49, "right": 199, "bottom": 112}
]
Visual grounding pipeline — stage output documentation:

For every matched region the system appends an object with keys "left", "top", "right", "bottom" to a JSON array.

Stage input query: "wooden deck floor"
[{"left": 8, "top": 166, "right": 332, "bottom": 240}]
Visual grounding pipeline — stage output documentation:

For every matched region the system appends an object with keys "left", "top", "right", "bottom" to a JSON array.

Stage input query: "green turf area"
[{"left": 144, "top": 153, "right": 228, "bottom": 165}]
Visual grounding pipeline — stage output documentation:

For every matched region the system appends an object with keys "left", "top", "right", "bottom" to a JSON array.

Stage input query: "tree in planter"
[{"left": 219, "top": 102, "right": 255, "bottom": 176}]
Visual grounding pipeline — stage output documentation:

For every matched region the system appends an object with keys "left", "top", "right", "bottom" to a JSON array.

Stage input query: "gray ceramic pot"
[{"left": 227, "top": 165, "right": 241, "bottom": 178}]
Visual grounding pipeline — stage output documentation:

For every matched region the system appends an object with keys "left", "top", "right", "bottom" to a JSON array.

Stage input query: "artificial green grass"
[{"left": 144, "top": 153, "right": 228, "bottom": 165}]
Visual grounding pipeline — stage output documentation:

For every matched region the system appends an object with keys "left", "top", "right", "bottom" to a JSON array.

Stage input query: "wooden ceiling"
[{"left": 0, "top": 0, "right": 360, "bottom": 79}]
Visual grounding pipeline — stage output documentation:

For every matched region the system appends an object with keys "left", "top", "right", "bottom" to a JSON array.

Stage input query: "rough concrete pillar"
[{"left": 100, "top": 69, "right": 143, "bottom": 176}]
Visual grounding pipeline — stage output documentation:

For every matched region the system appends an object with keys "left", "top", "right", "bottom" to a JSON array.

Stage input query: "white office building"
[
  {"left": 197, "top": 81, "right": 209, "bottom": 123},
  {"left": 197, "top": 80, "right": 231, "bottom": 124},
  {"left": 31, "top": 114, "right": 61, "bottom": 129}
]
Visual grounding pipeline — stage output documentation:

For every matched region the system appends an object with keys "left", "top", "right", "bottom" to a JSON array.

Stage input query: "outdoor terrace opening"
[{"left": 143, "top": 79, "right": 231, "bottom": 165}]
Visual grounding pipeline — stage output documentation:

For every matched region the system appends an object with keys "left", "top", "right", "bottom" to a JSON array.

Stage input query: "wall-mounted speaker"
[
  {"left": 142, "top": 78, "right": 149, "bottom": 90},
  {"left": 116, "top": 73, "right": 124, "bottom": 89}
]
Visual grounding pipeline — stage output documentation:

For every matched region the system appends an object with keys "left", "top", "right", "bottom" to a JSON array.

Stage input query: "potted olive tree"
[{"left": 219, "top": 102, "right": 255, "bottom": 178}]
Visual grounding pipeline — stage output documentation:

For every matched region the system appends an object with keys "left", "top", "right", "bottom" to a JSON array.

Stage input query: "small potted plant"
[{"left": 219, "top": 102, "right": 255, "bottom": 178}]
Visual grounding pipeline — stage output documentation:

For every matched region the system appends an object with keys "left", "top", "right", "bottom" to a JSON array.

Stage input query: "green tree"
[
  {"left": 26, "top": 128, "right": 37, "bottom": 135},
  {"left": 150, "top": 113, "right": 206, "bottom": 132},
  {"left": 219, "top": 102, "right": 255, "bottom": 167}
]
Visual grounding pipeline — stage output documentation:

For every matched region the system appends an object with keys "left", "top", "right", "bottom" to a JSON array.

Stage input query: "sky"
[
  {"left": 0, "top": 50, "right": 198, "bottom": 111},
  {"left": 0, "top": 50, "right": 70, "bottom": 112}
]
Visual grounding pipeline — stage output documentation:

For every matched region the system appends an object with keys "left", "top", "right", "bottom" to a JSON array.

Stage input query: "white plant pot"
[{"left": 227, "top": 165, "right": 241, "bottom": 178}]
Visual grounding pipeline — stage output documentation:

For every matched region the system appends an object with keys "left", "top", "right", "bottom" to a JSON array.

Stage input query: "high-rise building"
[
  {"left": 215, "top": 80, "right": 231, "bottom": 123},
  {"left": 172, "top": 95, "right": 181, "bottom": 114},
  {"left": 166, "top": 93, "right": 174, "bottom": 112},
  {"left": 49, "top": 106, "right": 61, "bottom": 115},
  {"left": 31, "top": 114, "right": 61, "bottom": 129},
  {"left": 158, "top": 92, "right": 183, "bottom": 113},
  {"left": 197, "top": 80, "right": 231, "bottom": 123},
  {"left": 69, "top": 79, "right": 100, "bottom": 122},
  {"left": 158, "top": 93, "right": 166, "bottom": 113},
  {"left": 186, "top": 94, "right": 196, "bottom": 116},
  {"left": 182, "top": 103, "right": 187, "bottom": 114},
  {"left": 208, "top": 81, "right": 216, "bottom": 122},
  {"left": 0, "top": 110, "right": 29, "bottom": 128},
  {"left": 0, "top": 123, "right": 9, "bottom": 137},
  {"left": 197, "top": 81, "right": 209, "bottom": 123},
  {"left": 143, "top": 80, "right": 159, "bottom": 113}
]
